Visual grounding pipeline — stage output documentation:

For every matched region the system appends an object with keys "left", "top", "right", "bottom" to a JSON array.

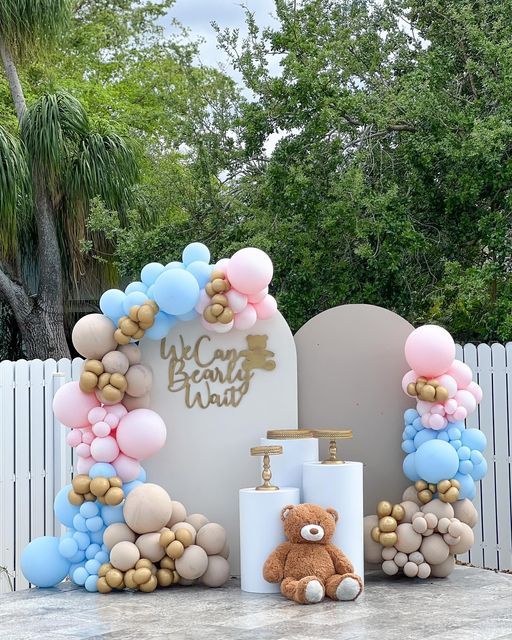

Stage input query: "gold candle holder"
[
  {"left": 312, "top": 429, "right": 352, "bottom": 464},
  {"left": 250, "top": 445, "right": 283, "bottom": 491}
]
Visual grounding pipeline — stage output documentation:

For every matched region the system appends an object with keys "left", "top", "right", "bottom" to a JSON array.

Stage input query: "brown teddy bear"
[{"left": 263, "top": 503, "right": 363, "bottom": 604}]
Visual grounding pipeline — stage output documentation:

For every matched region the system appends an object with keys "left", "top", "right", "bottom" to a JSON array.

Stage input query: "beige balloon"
[
  {"left": 395, "top": 523, "right": 422, "bottom": 554},
  {"left": 185, "top": 513, "right": 209, "bottom": 532},
  {"left": 421, "top": 499, "right": 454, "bottom": 521},
  {"left": 72, "top": 314, "right": 117, "bottom": 360},
  {"left": 122, "top": 393, "right": 151, "bottom": 411},
  {"left": 430, "top": 554, "right": 455, "bottom": 578},
  {"left": 420, "top": 533, "right": 450, "bottom": 565},
  {"left": 403, "top": 561, "right": 418, "bottom": 578},
  {"left": 103, "top": 523, "right": 136, "bottom": 550},
  {"left": 110, "top": 540, "right": 140, "bottom": 571},
  {"left": 196, "top": 523, "right": 227, "bottom": 555},
  {"left": 175, "top": 545, "right": 208, "bottom": 580},
  {"left": 167, "top": 501, "right": 187, "bottom": 528},
  {"left": 123, "top": 483, "right": 173, "bottom": 534},
  {"left": 117, "top": 343, "right": 142, "bottom": 365},
  {"left": 453, "top": 499, "right": 478, "bottom": 528},
  {"left": 447, "top": 522, "right": 474, "bottom": 555},
  {"left": 402, "top": 485, "right": 421, "bottom": 505},
  {"left": 135, "top": 532, "right": 166, "bottom": 562},
  {"left": 201, "top": 555, "right": 230, "bottom": 587},
  {"left": 170, "top": 521, "right": 196, "bottom": 544},
  {"left": 219, "top": 541, "right": 230, "bottom": 560},
  {"left": 102, "top": 350, "right": 130, "bottom": 375},
  {"left": 400, "top": 501, "right": 420, "bottom": 524},
  {"left": 125, "top": 364, "right": 153, "bottom": 398},
  {"left": 363, "top": 515, "right": 383, "bottom": 564}
]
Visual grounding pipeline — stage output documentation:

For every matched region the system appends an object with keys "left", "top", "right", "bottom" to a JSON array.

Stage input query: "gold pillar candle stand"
[
  {"left": 250, "top": 445, "right": 283, "bottom": 491},
  {"left": 313, "top": 429, "right": 352, "bottom": 464}
]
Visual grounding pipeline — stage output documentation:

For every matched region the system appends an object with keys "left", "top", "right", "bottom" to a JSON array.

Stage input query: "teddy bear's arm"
[
  {"left": 326, "top": 544, "right": 355, "bottom": 575},
  {"left": 263, "top": 542, "right": 292, "bottom": 583}
]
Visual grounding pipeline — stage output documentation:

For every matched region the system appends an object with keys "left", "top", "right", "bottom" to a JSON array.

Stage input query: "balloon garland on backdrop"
[
  {"left": 21, "top": 243, "right": 278, "bottom": 592},
  {"left": 364, "top": 324, "right": 487, "bottom": 579}
]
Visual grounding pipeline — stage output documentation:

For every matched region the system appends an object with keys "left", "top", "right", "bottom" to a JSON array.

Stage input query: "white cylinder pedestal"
[
  {"left": 260, "top": 436, "right": 318, "bottom": 499},
  {"left": 302, "top": 461, "right": 364, "bottom": 582},
  {"left": 239, "top": 487, "right": 300, "bottom": 593}
]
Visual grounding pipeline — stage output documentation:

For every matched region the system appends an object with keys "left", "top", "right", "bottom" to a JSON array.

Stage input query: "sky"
[{"left": 166, "top": 0, "right": 278, "bottom": 80}]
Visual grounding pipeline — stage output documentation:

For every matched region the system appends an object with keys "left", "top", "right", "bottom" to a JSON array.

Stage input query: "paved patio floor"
[{"left": 0, "top": 566, "right": 511, "bottom": 640}]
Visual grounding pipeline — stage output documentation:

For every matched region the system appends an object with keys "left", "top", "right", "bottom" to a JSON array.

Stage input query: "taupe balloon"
[
  {"left": 430, "top": 554, "right": 455, "bottom": 578},
  {"left": 72, "top": 314, "right": 117, "bottom": 360},
  {"left": 175, "top": 545, "right": 208, "bottom": 580},
  {"left": 402, "top": 485, "right": 421, "bottom": 505},
  {"left": 103, "top": 523, "right": 136, "bottom": 550},
  {"left": 446, "top": 522, "right": 474, "bottom": 554},
  {"left": 170, "top": 521, "right": 196, "bottom": 544},
  {"left": 124, "top": 483, "right": 173, "bottom": 534},
  {"left": 363, "top": 515, "right": 383, "bottom": 564},
  {"left": 395, "top": 523, "right": 422, "bottom": 554},
  {"left": 122, "top": 393, "right": 151, "bottom": 411},
  {"left": 453, "top": 499, "right": 478, "bottom": 528},
  {"left": 102, "top": 350, "right": 130, "bottom": 375},
  {"left": 125, "top": 364, "right": 153, "bottom": 398},
  {"left": 167, "top": 501, "right": 187, "bottom": 528},
  {"left": 201, "top": 555, "right": 230, "bottom": 587},
  {"left": 118, "top": 343, "right": 142, "bottom": 365},
  {"left": 196, "top": 523, "right": 227, "bottom": 556},
  {"left": 185, "top": 513, "right": 209, "bottom": 532},
  {"left": 421, "top": 499, "right": 454, "bottom": 521},
  {"left": 110, "top": 540, "right": 140, "bottom": 571},
  {"left": 135, "top": 532, "right": 166, "bottom": 562},
  {"left": 420, "top": 533, "right": 450, "bottom": 565}
]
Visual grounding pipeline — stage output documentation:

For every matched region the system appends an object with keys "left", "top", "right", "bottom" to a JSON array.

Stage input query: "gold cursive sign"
[{"left": 160, "top": 334, "right": 276, "bottom": 409}]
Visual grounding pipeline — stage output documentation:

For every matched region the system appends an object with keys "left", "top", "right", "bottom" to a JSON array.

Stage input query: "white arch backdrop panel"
[
  {"left": 294, "top": 304, "right": 414, "bottom": 515},
  {"left": 141, "top": 311, "right": 297, "bottom": 574}
]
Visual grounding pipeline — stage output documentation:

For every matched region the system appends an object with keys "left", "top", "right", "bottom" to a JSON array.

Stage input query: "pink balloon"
[
  {"left": 453, "top": 406, "right": 467, "bottom": 421},
  {"left": 445, "top": 399, "right": 458, "bottom": 414},
  {"left": 404, "top": 325, "right": 455, "bottom": 377},
  {"left": 195, "top": 289, "right": 210, "bottom": 314},
  {"left": 437, "top": 374, "right": 457, "bottom": 398},
  {"left": 214, "top": 258, "right": 230, "bottom": 273},
  {"left": 253, "top": 294, "right": 277, "bottom": 320},
  {"left": 467, "top": 381, "right": 483, "bottom": 404},
  {"left": 430, "top": 414, "right": 446, "bottom": 430},
  {"left": 90, "top": 435, "right": 119, "bottom": 463},
  {"left": 104, "top": 413, "right": 119, "bottom": 429},
  {"left": 201, "top": 317, "right": 234, "bottom": 333},
  {"left": 76, "top": 455, "right": 94, "bottom": 475},
  {"left": 53, "top": 381, "right": 99, "bottom": 428},
  {"left": 233, "top": 304, "right": 257, "bottom": 330},
  {"left": 454, "top": 390, "right": 477, "bottom": 415},
  {"left": 76, "top": 443, "right": 91, "bottom": 458},
  {"left": 107, "top": 404, "right": 128, "bottom": 420},
  {"left": 401, "top": 370, "right": 417, "bottom": 395},
  {"left": 116, "top": 409, "right": 166, "bottom": 461},
  {"left": 67, "top": 429, "right": 83, "bottom": 447},
  {"left": 416, "top": 400, "right": 433, "bottom": 416},
  {"left": 447, "top": 360, "right": 473, "bottom": 389},
  {"left": 92, "top": 421, "right": 111, "bottom": 438},
  {"left": 227, "top": 248, "right": 273, "bottom": 295},
  {"left": 421, "top": 413, "right": 430, "bottom": 428},
  {"left": 226, "top": 289, "right": 248, "bottom": 313},
  {"left": 113, "top": 453, "right": 141, "bottom": 482},
  {"left": 82, "top": 430, "right": 94, "bottom": 445},
  {"left": 431, "top": 403, "right": 445, "bottom": 415},
  {"left": 248, "top": 287, "right": 268, "bottom": 304},
  {"left": 88, "top": 407, "right": 107, "bottom": 424}
]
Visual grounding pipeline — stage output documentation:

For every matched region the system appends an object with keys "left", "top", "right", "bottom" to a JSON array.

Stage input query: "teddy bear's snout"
[{"left": 301, "top": 524, "right": 325, "bottom": 542}]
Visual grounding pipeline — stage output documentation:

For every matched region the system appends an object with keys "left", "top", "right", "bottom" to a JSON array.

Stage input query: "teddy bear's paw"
[
  {"left": 335, "top": 576, "right": 363, "bottom": 601},
  {"left": 305, "top": 579, "right": 325, "bottom": 604}
]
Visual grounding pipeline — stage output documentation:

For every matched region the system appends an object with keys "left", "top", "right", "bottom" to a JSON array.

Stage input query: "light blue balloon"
[
  {"left": 402, "top": 439, "right": 415, "bottom": 454},
  {"left": 186, "top": 261, "right": 213, "bottom": 288},
  {"left": 143, "top": 311, "right": 176, "bottom": 340},
  {"left": 458, "top": 446, "right": 471, "bottom": 461},
  {"left": 414, "top": 429, "right": 437, "bottom": 449},
  {"left": 437, "top": 431, "right": 450, "bottom": 442},
  {"left": 412, "top": 417, "right": 423, "bottom": 431},
  {"left": 447, "top": 427, "right": 462, "bottom": 441},
  {"left": 123, "top": 479, "right": 143, "bottom": 495},
  {"left": 138, "top": 467, "right": 146, "bottom": 482},
  {"left": 89, "top": 527, "right": 106, "bottom": 544},
  {"left": 125, "top": 281, "right": 148, "bottom": 295},
  {"left": 461, "top": 429, "right": 487, "bottom": 452},
  {"left": 86, "top": 516, "right": 104, "bottom": 533},
  {"left": 415, "top": 439, "right": 460, "bottom": 484},
  {"left": 141, "top": 262, "right": 165, "bottom": 286},
  {"left": 73, "top": 531, "right": 91, "bottom": 550},
  {"left": 54, "top": 485, "right": 80, "bottom": 528},
  {"left": 177, "top": 309, "right": 198, "bottom": 322},
  {"left": 21, "top": 537, "right": 71, "bottom": 588},
  {"left": 470, "top": 450, "right": 483, "bottom": 465},
  {"left": 90, "top": 463, "right": 116, "bottom": 479},
  {"left": 100, "top": 289, "right": 126, "bottom": 322},
  {"left": 403, "top": 453, "right": 420, "bottom": 481},
  {"left": 470, "top": 458, "right": 488, "bottom": 481},
  {"left": 165, "top": 261, "right": 184, "bottom": 270},
  {"left": 454, "top": 472, "right": 476, "bottom": 500},
  {"left": 80, "top": 502, "right": 99, "bottom": 519},
  {"left": 85, "top": 544, "right": 101, "bottom": 560},
  {"left": 69, "top": 549, "right": 85, "bottom": 564},
  {"left": 69, "top": 561, "right": 85, "bottom": 578},
  {"left": 450, "top": 439, "right": 462, "bottom": 450},
  {"left": 404, "top": 408, "right": 418, "bottom": 425},
  {"left": 153, "top": 269, "right": 200, "bottom": 315},
  {"left": 58, "top": 537, "right": 79, "bottom": 559},
  {"left": 85, "top": 559, "right": 101, "bottom": 575},
  {"left": 182, "top": 242, "right": 210, "bottom": 266},
  {"left": 101, "top": 543, "right": 109, "bottom": 554},
  {"left": 404, "top": 425, "right": 416, "bottom": 439},
  {"left": 147, "top": 284, "right": 155, "bottom": 299},
  {"left": 123, "top": 291, "right": 148, "bottom": 315},
  {"left": 101, "top": 504, "right": 125, "bottom": 526},
  {"left": 73, "top": 514, "right": 88, "bottom": 533},
  {"left": 458, "top": 459, "right": 473, "bottom": 475},
  {"left": 85, "top": 574, "right": 99, "bottom": 592},
  {"left": 95, "top": 550, "right": 109, "bottom": 564},
  {"left": 72, "top": 566, "right": 89, "bottom": 586}
]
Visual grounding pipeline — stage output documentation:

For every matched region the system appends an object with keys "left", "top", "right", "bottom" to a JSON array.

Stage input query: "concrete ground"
[{"left": 0, "top": 566, "right": 511, "bottom": 640}]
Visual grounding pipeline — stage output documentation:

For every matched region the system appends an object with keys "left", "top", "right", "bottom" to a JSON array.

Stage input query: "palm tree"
[{"left": 0, "top": 0, "right": 138, "bottom": 358}]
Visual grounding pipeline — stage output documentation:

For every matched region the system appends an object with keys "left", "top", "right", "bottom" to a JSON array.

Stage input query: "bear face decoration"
[{"left": 263, "top": 503, "right": 363, "bottom": 605}]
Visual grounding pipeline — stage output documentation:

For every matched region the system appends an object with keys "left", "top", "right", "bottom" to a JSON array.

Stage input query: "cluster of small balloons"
[
  {"left": 99, "top": 243, "right": 278, "bottom": 338},
  {"left": 401, "top": 325, "right": 483, "bottom": 430},
  {"left": 401, "top": 408, "right": 487, "bottom": 501}
]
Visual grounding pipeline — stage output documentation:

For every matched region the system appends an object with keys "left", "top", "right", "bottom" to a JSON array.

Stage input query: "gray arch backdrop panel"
[{"left": 294, "top": 304, "right": 414, "bottom": 514}]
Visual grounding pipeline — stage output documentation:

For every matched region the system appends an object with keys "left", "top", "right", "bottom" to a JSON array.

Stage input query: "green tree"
[{"left": 0, "top": 0, "right": 137, "bottom": 358}]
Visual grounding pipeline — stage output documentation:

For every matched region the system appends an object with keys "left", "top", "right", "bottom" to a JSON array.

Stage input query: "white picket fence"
[{"left": 1, "top": 346, "right": 511, "bottom": 592}]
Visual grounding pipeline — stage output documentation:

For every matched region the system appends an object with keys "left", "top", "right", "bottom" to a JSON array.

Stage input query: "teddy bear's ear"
[
  {"left": 327, "top": 507, "right": 339, "bottom": 523},
  {"left": 281, "top": 505, "right": 295, "bottom": 521}
]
